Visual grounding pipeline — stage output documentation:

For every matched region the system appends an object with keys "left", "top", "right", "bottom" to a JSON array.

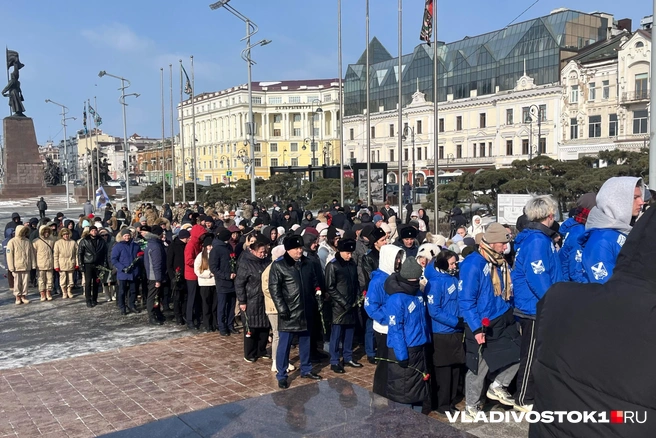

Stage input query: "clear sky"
[{"left": 0, "top": 0, "right": 648, "bottom": 145}]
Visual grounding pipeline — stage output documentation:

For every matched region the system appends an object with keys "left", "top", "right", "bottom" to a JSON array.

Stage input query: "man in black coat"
[
  {"left": 77, "top": 225, "right": 108, "bottom": 308},
  {"left": 269, "top": 234, "right": 322, "bottom": 389},
  {"left": 210, "top": 228, "right": 238, "bottom": 336},
  {"left": 531, "top": 203, "right": 656, "bottom": 438},
  {"left": 326, "top": 238, "right": 362, "bottom": 374},
  {"left": 303, "top": 230, "right": 328, "bottom": 362},
  {"left": 167, "top": 229, "right": 189, "bottom": 325},
  {"left": 361, "top": 227, "right": 388, "bottom": 363}
]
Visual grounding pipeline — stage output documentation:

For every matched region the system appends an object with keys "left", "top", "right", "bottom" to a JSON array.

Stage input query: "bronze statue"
[
  {"left": 2, "top": 49, "right": 25, "bottom": 116},
  {"left": 43, "top": 157, "right": 62, "bottom": 186}
]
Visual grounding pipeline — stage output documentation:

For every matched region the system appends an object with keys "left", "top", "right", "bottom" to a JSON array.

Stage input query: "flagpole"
[
  {"left": 179, "top": 60, "right": 186, "bottom": 204},
  {"left": 190, "top": 55, "right": 197, "bottom": 203},
  {"left": 365, "top": 0, "right": 371, "bottom": 206},
  {"left": 170, "top": 64, "right": 176, "bottom": 204},
  {"left": 397, "top": 0, "right": 404, "bottom": 223},
  {"left": 94, "top": 97, "right": 101, "bottom": 190},
  {"left": 338, "top": 0, "right": 344, "bottom": 206},
  {"left": 432, "top": 0, "right": 439, "bottom": 225},
  {"left": 89, "top": 99, "right": 97, "bottom": 195},
  {"left": 160, "top": 67, "right": 166, "bottom": 205},
  {"left": 84, "top": 101, "right": 92, "bottom": 206}
]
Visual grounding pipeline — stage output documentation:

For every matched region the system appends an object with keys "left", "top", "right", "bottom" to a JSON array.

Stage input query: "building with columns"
[{"left": 177, "top": 79, "right": 342, "bottom": 185}]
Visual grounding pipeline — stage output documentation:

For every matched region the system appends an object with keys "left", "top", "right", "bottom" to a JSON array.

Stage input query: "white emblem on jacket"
[
  {"left": 388, "top": 315, "right": 396, "bottom": 326},
  {"left": 483, "top": 264, "right": 491, "bottom": 276},
  {"left": 447, "top": 284, "right": 456, "bottom": 294},
  {"left": 364, "top": 297, "right": 369, "bottom": 307},
  {"left": 458, "top": 280, "right": 463, "bottom": 291},
  {"left": 575, "top": 250, "right": 582, "bottom": 263},
  {"left": 408, "top": 301, "right": 416, "bottom": 313},
  {"left": 427, "top": 295, "right": 434, "bottom": 304},
  {"left": 591, "top": 262, "right": 608, "bottom": 280},
  {"left": 531, "top": 260, "right": 545, "bottom": 275},
  {"left": 617, "top": 235, "right": 626, "bottom": 247}
]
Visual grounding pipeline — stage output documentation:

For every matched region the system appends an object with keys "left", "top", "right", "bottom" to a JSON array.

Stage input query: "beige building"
[
  {"left": 176, "top": 79, "right": 342, "bottom": 184},
  {"left": 559, "top": 29, "right": 651, "bottom": 159}
]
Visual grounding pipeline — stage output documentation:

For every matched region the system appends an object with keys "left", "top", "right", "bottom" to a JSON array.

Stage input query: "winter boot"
[
  {"left": 67, "top": 288, "right": 74, "bottom": 299},
  {"left": 46, "top": 291, "right": 53, "bottom": 301},
  {"left": 15, "top": 296, "right": 22, "bottom": 305},
  {"left": 20, "top": 295, "right": 30, "bottom": 304},
  {"left": 40, "top": 291, "right": 46, "bottom": 302}
]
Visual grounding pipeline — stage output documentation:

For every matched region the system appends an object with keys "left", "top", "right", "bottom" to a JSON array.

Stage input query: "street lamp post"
[
  {"left": 403, "top": 125, "right": 416, "bottom": 203},
  {"left": 282, "top": 149, "right": 287, "bottom": 166},
  {"left": 528, "top": 104, "right": 542, "bottom": 161},
  {"left": 310, "top": 99, "right": 323, "bottom": 180},
  {"left": 219, "top": 154, "right": 231, "bottom": 187},
  {"left": 44, "top": 99, "right": 74, "bottom": 208},
  {"left": 446, "top": 153, "right": 454, "bottom": 173},
  {"left": 98, "top": 70, "right": 139, "bottom": 210},
  {"left": 323, "top": 142, "right": 331, "bottom": 166},
  {"left": 210, "top": 0, "right": 271, "bottom": 203}
]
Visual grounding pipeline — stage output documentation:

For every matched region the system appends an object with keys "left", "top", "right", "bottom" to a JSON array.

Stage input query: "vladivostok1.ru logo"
[{"left": 445, "top": 410, "right": 647, "bottom": 424}]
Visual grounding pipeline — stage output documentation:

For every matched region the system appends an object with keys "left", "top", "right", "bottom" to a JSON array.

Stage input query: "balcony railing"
[
  {"left": 621, "top": 90, "right": 649, "bottom": 102},
  {"left": 430, "top": 156, "right": 496, "bottom": 166}
]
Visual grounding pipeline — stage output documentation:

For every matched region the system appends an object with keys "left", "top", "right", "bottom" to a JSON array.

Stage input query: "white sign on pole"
[{"left": 497, "top": 194, "right": 533, "bottom": 225}]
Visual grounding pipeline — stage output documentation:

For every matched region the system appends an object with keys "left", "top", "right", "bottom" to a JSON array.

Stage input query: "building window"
[
  {"left": 589, "top": 82, "right": 596, "bottom": 101},
  {"left": 488, "top": 142, "right": 493, "bottom": 157},
  {"left": 289, "top": 96, "right": 301, "bottom": 104},
  {"left": 417, "top": 148, "right": 422, "bottom": 160},
  {"left": 539, "top": 104, "right": 547, "bottom": 122},
  {"left": 472, "top": 144, "right": 477, "bottom": 158},
  {"left": 456, "top": 144, "right": 462, "bottom": 158},
  {"left": 389, "top": 124, "right": 395, "bottom": 137},
  {"left": 633, "top": 110, "right": 648, "bottom": 134},
  {"left": 506, "top": 140, "right": 513, "bottom": 155},
  {"left": 273, "top": 129, "right": 281, "bottom": 137},
  {"left": 270, "top": 143, "right": 278, "bottom": 152},
  {"left": 588, "top": 116, "right": 601, "bottom": 138},
  {"left": 506, "top": 109, "right": 513, "bottom": 125},
  {"left": 438, "top": 146, "right": 444, "bottom": 159},
  {"left": 269, "top": 97, "right": 282, "bottom": 105},
  {"left": 522, "top": 139, "right": 529, "bottom": 155},
  {"left": 313, "top": 128, "right": 319, "bottom": 137},
  {"left": 538, "top": 137, "right": 546, "bottom": 154},
  {"left": 609, "top": 114, "right": 618, "bottom": 137},
  {"left": 289, "top": 142, "right": 298, "bottom": 152},
  {"left": 293, "top": 128, "right": 301, "bottom": 136},
  {"left": 522, "top": 107, "right": 530, "bottom": 123},
  {"left": 479, "top": 113, "right": 486, "bottom": 128},
  {"left": 371, "top": 126, "right": 376, "bottom": 139},
  {"left": 291, "top": 158, "right": 298, "bottom": 166},
  {"left": 602, "top": 80, "right": 610, "bottom": 100},
  {"left": 404, "top": 149, "right": 408, "bottom": 161},
  {"left": 293, "top": 114, "right": 301, "bottom": 122},
  {"left": 254, "top": 158, "right": 261, "bottom": 167},
  {"left": 479, "top": 142, "right": 486, "bottom": 157},
  {"left": 350, "top": 151, "right": 355, "bottom": 159},
  {"left": 254, "top": 143, "right": 261, "bottom": 152},
  {"left": 349, "top": 128, "right": 354, "bottom": 140},
  {"left": 273, "top": 114, "right": 282, "bottom": 123},
  {"left": 253, "top": 97, "right": 262, "bottom": 104},
  {"left": 570, "top": 118, "right": 578, "bottom": 139},
  {"left": 571, "top": 85, "right": 579, "bottom": 104},
  {"left": 390, "top": 149, "right": 394, "bottom": 162},
  {"left": 456, "top": 116, "right": 462, "bottom": 131},
  {"left": 271, "top": 158, "right": 278, "bottom": 167},
  {"left": 416, "top": 120, "right": 422, "bottom": 134},
  {"left": 635, "top": 73, "right": 648, "bottom": 99},
  {"left": 438, "top": 118, "right": 444, "bottom": 133}
]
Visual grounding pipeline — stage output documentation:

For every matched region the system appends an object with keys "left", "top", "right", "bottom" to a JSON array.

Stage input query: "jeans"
[
  {"left": 329, "top": 324, "right": 355, "bottom": 365},
  {"left": 216, "top": 291, "right": 236, "bottom": 333},
  {"left": 465, "top": 356, "right": 519, "bottom": 407},
  {"left": 277, "top": 330, "right": 312, "bottom": 381},
  {"left": 118, "top": 280, "right": 137, "bottom": 311}
]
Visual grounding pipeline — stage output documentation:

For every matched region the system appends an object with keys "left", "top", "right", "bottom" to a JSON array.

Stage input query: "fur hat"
[
  {"left": 178, "top": 229, "right": 191, "bottom": 239},
  {"left": 217, "top": 228, "right": 232, "bottom": 242},
  {"left": 283, "top": 235, "right": 304, "bottom": 251},
  {"left": 151, "top": 225, "right": 164, "bottom": 236},
  {"left": 399, "top": 226, "right": 418, "bottom": 239},
  {"left": 417, "top": 243, "right": 440, "bottom": 261},
  {"left": 337, "top": 238, "right": 357, "bottom": 252},
  {"left": 369, "top": 227, "right": 387, "bottom": 245}
]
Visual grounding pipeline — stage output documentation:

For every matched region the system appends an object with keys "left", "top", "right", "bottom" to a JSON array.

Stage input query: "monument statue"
[
  {"left": 2, "top": 49, "right": 25, "bottom": 116},
  {"left": 43, "top": 157, "right": 61, "bottom": 186}
]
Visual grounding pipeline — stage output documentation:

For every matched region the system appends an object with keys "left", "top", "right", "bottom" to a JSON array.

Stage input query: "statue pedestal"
[{"left": 1, "top": 116, "right": 46, "bottom": 198}]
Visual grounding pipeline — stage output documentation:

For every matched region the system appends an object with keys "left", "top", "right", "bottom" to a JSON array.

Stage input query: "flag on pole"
[
  {"left": 89, "top": 104, "right": 102, "bottom": 126},
  {"left": 83, "top": 102, "right": 88, "bottom": 134},
  {"left": 95, "top": 185, "right": 110, "bottom": 209},
  {"left": 181, "top": 64, "right": 192, "bottom": 95},
  {"left": 419, "top": 0, "right": 434, "bottom": 46}
]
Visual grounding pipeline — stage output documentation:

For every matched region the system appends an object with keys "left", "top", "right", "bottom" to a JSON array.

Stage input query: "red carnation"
[
  {"left": 362, "top": 290, "right": 367, "bottom": 296},
  {"left": 176, "top": 267, "right": 181, "bottom": 272},
  {"left": 482, "top": 317, "right": 490, "bottom": 328},
  {"left": 230, "top": 253, "right": 236, "bottom": 258},
  {"left": 422, "top": 373, "right": 431, "bottom": 381},
  {"left": 137, "top": 251, "right": 144, "bottom": 257}
]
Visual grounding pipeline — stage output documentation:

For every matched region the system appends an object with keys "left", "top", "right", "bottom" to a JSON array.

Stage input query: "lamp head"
[
  {"left": 135, "top": 93, "right": 141, "bottom": 98},
  {"left": 315, "top": 107, "right": 323, "bottom": 113},
  {"left": 98, "top": 71, "right": 106, "bottom": 78},
  {"left": 45, "top": 99, "right": 50, "bottom": 103},
  {"left": 260, "top": 39, "right": 272, "bottom": 46},
  {"left": 209, "top": 0, "right": 231, "bottom": 10}
]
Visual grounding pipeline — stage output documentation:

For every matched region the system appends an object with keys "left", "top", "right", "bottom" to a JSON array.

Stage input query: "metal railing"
[{"left": 621, "top": 90, "right": 649, "bottom": 102}]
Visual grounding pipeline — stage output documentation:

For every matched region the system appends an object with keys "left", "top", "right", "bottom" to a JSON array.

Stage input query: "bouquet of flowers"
[
  {"left": 96, "top": 265, "right": 112, "bottom": 283},
  {"left": 123, "top": 251, "right": 144, "bottom": 274},
  {"left": 478, "top": 317, "right": 491, "bottom": 356},
  {"left": 174, "top": 266, "right": 182, "bottom": 286},
  {"left": 229, "top": 252, "right": 237, "bottom": 273}
]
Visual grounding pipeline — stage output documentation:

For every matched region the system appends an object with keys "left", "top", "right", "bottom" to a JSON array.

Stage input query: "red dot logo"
[{"left": 610, "top": 411, "right": 623, "bottom": 424}]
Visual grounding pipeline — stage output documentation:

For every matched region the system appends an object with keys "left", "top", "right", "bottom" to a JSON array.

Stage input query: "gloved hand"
[
  {"left": 456, "top": 317, "right": 465, "bottom": 330},
  {"left": 398, "top": 359, "right": 409, "bottom": 369}
]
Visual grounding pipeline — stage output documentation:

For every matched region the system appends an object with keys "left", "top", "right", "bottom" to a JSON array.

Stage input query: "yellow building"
[{"left": 177, "top": 79, "right": 342, "bottom": 184}]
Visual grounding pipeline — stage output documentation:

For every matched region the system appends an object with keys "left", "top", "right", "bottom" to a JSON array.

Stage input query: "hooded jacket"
[
  {"left": 531, "top": 199, "right": 656, "bottom": 438},
  {"left": 53, "top": 235, "right": 77, "bottom": 271},
  {"left": 579, "top": 177, "right": 643, "bottom": 284},
  {"left": 143, "top": 232, "right": 167, "bottom": 282},
  {"left": 511, "top": 225, "right": 564, "bottom": 317},
  {"left": 183, "top": 224, "right": 206, "bottom": 281},
  {"left": 6, "top": 225, "right": 36, "bottom": 272},
  {"left": 32, "top": 225, "right": 55, "bottom": 270},
  {"left": 325, "top": 252, "right": 360, "bottom": 325},
  {"left": 365, "top": 245, "right": 406, "bottom": 335},
  {"left": 167, "top": 236, "right": 186, "bottom": 283},
  {"left": 467, "top": 215, "right": 485, "bottom": 237},
  {"left": 111, "top": 237, "right": 141, "bottom": 281},
  {"left": 558, "top": 217, "right": 586, "bottom": 282},
  {"left": 194, "top": 251, "right": 215, "bottom": 287},
  {"left": 425, "top": 268, "right": 461, "bottom": 334},
  {"left": 209, "top": 239, "right": 236, "bottom": 293},
  {"left": 235, "top": 250, "right": 270, "bottom": 329},
  {"left": 301, "top": 211, "right": 319, "bottom": 228}
]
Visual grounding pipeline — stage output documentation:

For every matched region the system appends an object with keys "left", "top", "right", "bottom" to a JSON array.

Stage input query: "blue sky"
[{"left": 0, "top": 0, "right": 648, "bottom": 145}]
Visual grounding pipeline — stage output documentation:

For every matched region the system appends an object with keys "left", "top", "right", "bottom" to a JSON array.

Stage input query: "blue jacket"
[
  {"left": 423, "top": 261, "right": 439, "bottom": 284},
  {"left": 384, "top": 273, "right": 430, "bottom": 362},
  {"left": 559, "top": 218, "right": 586, "bottom": 282},
  {"left": 458, "top": 251, "right": 511, "bottom": 332},
  {"left": 579, "top": 228, "right": 626, "bottom": 284},
  {"left": 143, "top": 234, "right": 167, "bottom": 282},
  {"left": 512, "top": 228, "right": 564, "bottom": 317},
  {"left": 425, "top": 270, "right": 461, "bottom": 334},
  {"left": 111, "top": 239, "right": 141, "bottom": 281},
  {"left": 364, "top": 269, "right": 389, "bottom": 326}
]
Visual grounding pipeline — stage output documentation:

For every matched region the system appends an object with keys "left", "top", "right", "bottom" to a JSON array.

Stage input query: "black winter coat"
[
  {"left": 209, "top": 239, "right": 235, "bottom": 293},
  {"left": 269, "top": 253, "right": 319, "bottom": 332},
  {"left": 361, "top": 248, "right": 379, "bottom": 291},
  {"left": 325, "top": 253, "right": 359, "bottom": 325},
  {"left": 530, "top": 204, "right": 656, "bottom": 438},
  {"left": 78, "top": 236, "right": 108, "bottom": 267},
  {"left": 235, "top": 250, "right": 270, "bottom": 329},
  {"left": 167, "top": 237, "right": 186, "bottom": 284}
]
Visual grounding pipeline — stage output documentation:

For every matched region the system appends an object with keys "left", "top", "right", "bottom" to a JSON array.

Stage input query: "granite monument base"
[
  {"left": 100, "top": 378, "right": 473, "bottom": 438},
  {"left": 1, "top": 116, "right": 46, "bottom": 198}
]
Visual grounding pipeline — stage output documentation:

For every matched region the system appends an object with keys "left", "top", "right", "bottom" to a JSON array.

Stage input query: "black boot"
[{"left": 86, "top": 300, "right": 93, "bottom": 308}]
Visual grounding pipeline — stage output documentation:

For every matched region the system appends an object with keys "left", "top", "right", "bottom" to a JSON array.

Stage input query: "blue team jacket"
[
  {"left": 512, "top": 228, "right": 564, "bottom": 317},
  {"left": 364, "top": 269, "right": 390, "bottom": 326},
  {"left": 579, "top": 228, "right": 626, "bottom": 284},
  {"left": 425, "top": 270, "right": 461, "bottom": 334},
  {"left": 458, "top": 251, "right": 511, "bottom": 331},
  {"left": 559, "top": 218, "right": 586, "bottom": 282}
]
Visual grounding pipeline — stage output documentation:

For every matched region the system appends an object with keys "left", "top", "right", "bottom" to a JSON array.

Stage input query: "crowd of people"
[{"left": 3, "top": 175, "right": 651, "bottom": 430}]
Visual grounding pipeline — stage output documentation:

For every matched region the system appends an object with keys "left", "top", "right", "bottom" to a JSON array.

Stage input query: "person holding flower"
[
  {"left": 383, "top": 257, "right": 431, "bottom": 413},
  {"left": 458, "top": 223, "right": 520, "bottom": 420},
  {"left": 195, "top": 235, "right": 217, "bottom": 332},
  {"left": 210, "top": 228, "right": 238, "bottom": 336},
  {"left": 111, "top": 228, "right": 142, "bottom": 315}
]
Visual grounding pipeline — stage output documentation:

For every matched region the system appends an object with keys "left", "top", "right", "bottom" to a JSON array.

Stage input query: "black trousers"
[
  {"left": 244, "top": 326, "right": 269, "bottom": 360},
  {"left": 216, "top": 291, "right": 236, "bottom": 333},
  {"left": 372, "top": 332, "right": 389, "bottom": 397},
  {"left": 172, "top": 279, "right": 188, "bottom": 322},
  {"left": 434, "top": 365, "right": 461, "bottom": 413},
  {"left": 39, "top": 209, "right": 46, "bottom": 219},
  {"left": 147, "top": 280, "right": 161, "bottom": 319},
  {"left": 186, "top": 280, "right": 201, "bottom": 327},
  {"left": 513, "top": 317, "right": 536, "bottom": 406},
  {"left": 84, "top": 265, "right": 100, "bottom": 303},
  {"left": 199, "top": 285, "right": 217, "bottom": 330}
]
